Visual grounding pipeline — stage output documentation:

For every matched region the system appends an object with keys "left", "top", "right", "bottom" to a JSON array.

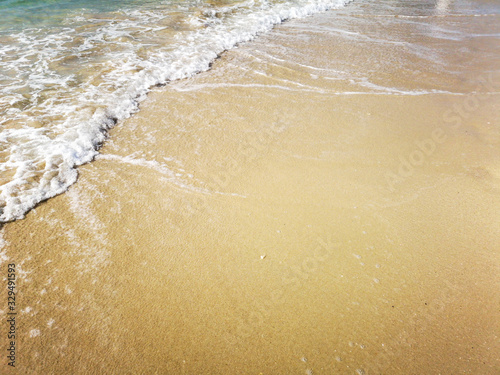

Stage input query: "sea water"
[{"left": 0, "top": 0, "right": 351, "bottom": 222}]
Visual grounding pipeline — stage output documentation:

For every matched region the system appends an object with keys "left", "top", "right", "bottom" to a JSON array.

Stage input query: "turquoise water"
[
  {"left": 0, "top": 0, "right": 351, "bottom": 222},
  {"left": 0, "top": 0, "right": 165, "bottom": 30}
]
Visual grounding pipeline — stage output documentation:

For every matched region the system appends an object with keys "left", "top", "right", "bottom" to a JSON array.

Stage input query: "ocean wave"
[{"left": 0, "top": 0, "right": 351, "bottom": 222}]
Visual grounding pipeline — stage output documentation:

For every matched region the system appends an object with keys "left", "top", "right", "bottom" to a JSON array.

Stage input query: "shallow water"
[
  {"left": 0, "top": 0, "right": 498, "bottom": 224},
  {"left": 0, "top": 0, "right": 351, "bottom": 222}
]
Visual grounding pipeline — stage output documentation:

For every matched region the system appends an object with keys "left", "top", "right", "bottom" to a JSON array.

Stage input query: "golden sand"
[{"left": 2, "top": 3, "right": 499, "bottom": 374}]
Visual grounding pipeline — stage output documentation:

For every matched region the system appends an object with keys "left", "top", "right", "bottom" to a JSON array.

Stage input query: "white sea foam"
[{"left": 0, "top": 0, "right": 351, "bottom": 222}]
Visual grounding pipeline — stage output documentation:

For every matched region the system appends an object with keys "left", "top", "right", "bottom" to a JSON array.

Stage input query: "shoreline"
[
  {"left": 0, "top": 0, "right": 353, "bottom": 224},
  {"left": 1, "top": 1, "right": 500, "bottom": 373}
]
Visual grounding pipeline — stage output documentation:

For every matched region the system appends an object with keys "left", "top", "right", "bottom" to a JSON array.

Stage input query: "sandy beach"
[{"left": 1, "top": 0, "right": 499, "bottom": 373}]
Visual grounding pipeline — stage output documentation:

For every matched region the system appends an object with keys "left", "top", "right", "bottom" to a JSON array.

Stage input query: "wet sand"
[{"left": 1, "top": 0, "right": 500, "bottom": 374}]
